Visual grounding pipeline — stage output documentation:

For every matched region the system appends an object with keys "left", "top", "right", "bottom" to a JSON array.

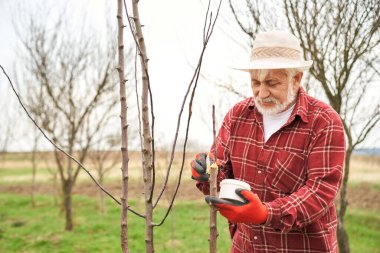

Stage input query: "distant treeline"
[{"left": 353, "top": 148, "right": 380, "bottom": 155}]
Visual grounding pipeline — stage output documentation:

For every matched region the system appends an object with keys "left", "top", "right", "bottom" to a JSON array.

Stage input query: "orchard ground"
[{"left": 0, "top": 151, "right": 379, "bottom": 252}]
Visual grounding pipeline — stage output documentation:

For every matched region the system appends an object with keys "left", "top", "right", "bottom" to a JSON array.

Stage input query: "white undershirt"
[{"left": 263, "top": 104, "right": 295, "bottom": 142}]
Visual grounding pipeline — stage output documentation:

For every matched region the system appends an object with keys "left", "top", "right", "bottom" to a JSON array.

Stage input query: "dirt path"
[{"left": 1, "top": 181, "right": 379, "bottom": 210}]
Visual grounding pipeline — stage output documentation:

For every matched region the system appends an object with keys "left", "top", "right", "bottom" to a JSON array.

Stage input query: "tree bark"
[
  {"left": 31, "top": 129, "right": 38, "bottom": 208},
  {"left": 209, "top": 163, "right": 218, "bottom": 253},
  {"left": 63, "top": 180, "right": 73, "bottom": 231},
  {"left": 338, "top": 148, "right": 352, "bottom": 253},
  {"left": 131, "top": 0, "right": 154, "bottom": 252},
  {"left": 31, "top": 153, "right": 37, "bottom": 208},
  {"left": 99, "top": 173, "right": 106, "bottom": 214},
  {"left": 209, "top": 105, "right": 218, "bottom": 253},
  {"left": 117, "top": 0, "right": 130, "bottom": 252},
  {"left": 64, "top": 132, "right": 75, "bottom": 231}
]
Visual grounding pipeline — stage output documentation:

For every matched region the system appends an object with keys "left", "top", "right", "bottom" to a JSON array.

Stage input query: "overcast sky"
[
  {"left": 0, "top": 0, "right": 253, "bottom": 152},
  {"left": 1, "top": 0, "right": 379, "bottom": 151}
]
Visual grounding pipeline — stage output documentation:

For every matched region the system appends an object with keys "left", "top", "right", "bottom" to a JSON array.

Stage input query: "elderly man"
[{"left": 191, "top": 31, "right": 345, "bottom": 252}]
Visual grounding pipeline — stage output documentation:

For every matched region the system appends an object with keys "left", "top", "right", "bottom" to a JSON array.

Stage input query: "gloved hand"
[
  {"left": 205, "top": 188, "right": 268, "bottom": 224},
  {"left": 190, "top": 152, "right": 211, "bottom": 182}
]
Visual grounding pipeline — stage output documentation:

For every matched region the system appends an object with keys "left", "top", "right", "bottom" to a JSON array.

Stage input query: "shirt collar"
[{"left": 292, "top": 87, "right": 309, "bottom": 123}]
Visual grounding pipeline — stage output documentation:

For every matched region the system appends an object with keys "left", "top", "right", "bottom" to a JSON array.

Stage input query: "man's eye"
[{"left": 267, "top": 81, "right": 280, "bottom": 86}]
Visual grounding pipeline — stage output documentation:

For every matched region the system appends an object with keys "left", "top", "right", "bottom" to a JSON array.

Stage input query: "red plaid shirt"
[{"left": 197, "top": 88, "right": 346, "bottom": 253}]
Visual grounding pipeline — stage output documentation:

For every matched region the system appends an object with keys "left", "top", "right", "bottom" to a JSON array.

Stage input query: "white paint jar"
[{"left": 219, "top": 179, "right": 251, "bottom": 203}]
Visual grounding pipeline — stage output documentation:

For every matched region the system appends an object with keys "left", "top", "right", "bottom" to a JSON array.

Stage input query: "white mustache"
[{"left": 255, "top": 97, "right": 279, "bottom": 104}]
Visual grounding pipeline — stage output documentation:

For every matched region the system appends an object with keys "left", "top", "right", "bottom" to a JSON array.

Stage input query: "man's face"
[{"left": 250, "top": 69, "right": 302, "bottom": 115}]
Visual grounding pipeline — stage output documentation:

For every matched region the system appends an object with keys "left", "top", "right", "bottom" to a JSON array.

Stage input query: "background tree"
[
  {"left": 0, "top": 86, "right": 18, "bottom": 164},
  {"left": 284, "top": 1, "right": 380, "bottom": 252},
  {"left": 15, "top": 8, "right": 119, "bottom": 231},
  {"left": 88, "top": 134, "right": 120, "bottom": 214},
  {"left": 227, "top": 0, "right": 380, "bottom": 252},
  {"left": 3, "top": 0, "right": 223, "bottom": 251},
  {"left": 30, "top": 126, "right": 40, "bottom": 208}
]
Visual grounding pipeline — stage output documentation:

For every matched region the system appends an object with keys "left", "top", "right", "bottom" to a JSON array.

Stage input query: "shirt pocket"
[{"left": 266, "top": 150, "right": 306, "bottom": 194}]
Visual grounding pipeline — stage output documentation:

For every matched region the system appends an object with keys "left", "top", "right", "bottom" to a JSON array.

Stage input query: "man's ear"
[
  {"left": 294, "top": 72, "right": 303, "bottom": 83},
  {"left": 293, "top": 72, "right": 303, "bottom": 89}
]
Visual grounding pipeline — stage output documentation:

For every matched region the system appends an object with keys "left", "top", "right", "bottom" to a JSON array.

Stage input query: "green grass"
[
  {"left": 346, "top": 209, "right": 380, "bottom": 253},
  {"left": 0, "top": 194, "right": 379, "bottom": 253},
  {"left": 0, "top": 194, "right": 231, "bottom": 253}
]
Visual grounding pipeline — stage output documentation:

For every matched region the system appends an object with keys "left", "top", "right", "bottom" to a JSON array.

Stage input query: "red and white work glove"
[
  {"left": 205, "top": 188, "right": 268, "bottom": 224},
  {"left": 190, "top": 152, "right": 214, "bottom": 182}
]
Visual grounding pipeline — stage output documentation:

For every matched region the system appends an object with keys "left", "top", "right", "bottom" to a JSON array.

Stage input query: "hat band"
[{"left": 251, "top": 47, "right": 301, "bottom": 60}]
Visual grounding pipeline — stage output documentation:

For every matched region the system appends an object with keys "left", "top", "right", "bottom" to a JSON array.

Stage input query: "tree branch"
[{"left": 0, "top": 65, "right": 145, "bottom": 219}]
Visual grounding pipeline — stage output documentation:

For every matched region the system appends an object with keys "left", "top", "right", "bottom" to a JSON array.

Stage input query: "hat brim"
[{"left": 232, "top": 58, "right": 313, "bottom": 72}]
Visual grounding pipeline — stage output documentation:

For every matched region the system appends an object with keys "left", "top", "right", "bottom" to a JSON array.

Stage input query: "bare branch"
[
  {"left": 0, "top": 65, "right": 122, "bottom": 206},
  {"left": 153, "top": 0, "right": 223, "bottom": 227},
  {"left": 1, "top": 65, "right": 146, "bottom": 220},
  {"left": 228, "top": 0, "right": 255, "bottom": 39}
]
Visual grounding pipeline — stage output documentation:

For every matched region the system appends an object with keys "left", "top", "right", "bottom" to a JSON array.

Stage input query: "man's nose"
[{"left": 258, "top": 85, "right": 270, "bottom": 98}]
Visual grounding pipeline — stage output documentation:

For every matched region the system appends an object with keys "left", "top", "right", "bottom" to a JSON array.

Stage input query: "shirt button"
[
  {"left": 258, "top": 170, "right": 262, "bottom": 174},
  {"left": 254, "top": 236, "right": 258, "bottom": 240}
]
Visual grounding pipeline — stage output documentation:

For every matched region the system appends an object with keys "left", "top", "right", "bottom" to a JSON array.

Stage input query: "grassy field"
[
  {"left": 0, "top": 194, "right": 379, "bottom": 253},
  {"left": 1, "top": 152, "right": 380, "bottom": 252},
  {"left": 0, "top": 194, "right": 231, "bottom": 253},
  {"left": 0, "top": 194, "right": 380, "bottom": 253}
]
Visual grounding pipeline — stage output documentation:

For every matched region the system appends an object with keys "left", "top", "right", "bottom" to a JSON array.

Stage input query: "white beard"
[{"left": 254, "top": 85, "right": 296, "bottom": 116}]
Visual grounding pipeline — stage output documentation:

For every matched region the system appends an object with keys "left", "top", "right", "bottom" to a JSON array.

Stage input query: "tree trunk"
[
  {"left": 337, "top": 148, "right": 352, "bottom": 253},
  {"left": 131, "top": 0, "right": 154, "bottom": 252},
  {"left": 63, "top": 180, "right": 73, "bottom": 231},
  {"left": 100, "top": 191, "right": 106, "bottom": 214},
  {"left": 209, "top": 162, "right": 218, "bottom": 253},
  {"left": 31, "top": 127, "right": 39, "bottom": 207},
  {"left": 31, "top": 148, "right": 37, "bottom": 208},
  {"left": 53, "top": 170, "right": 59, "bottom": 207},
  {"left": 209, "top": 105, "right": 218, "bottom": 253},
  {"left": 31, "top": 157, "right": 37, "bottom": 207},
  {"left": 117, "top": 0, "right": 130, "bottom": 252},
  {"left": 99, "top": 173, "right": 106, "bottom": 214}
]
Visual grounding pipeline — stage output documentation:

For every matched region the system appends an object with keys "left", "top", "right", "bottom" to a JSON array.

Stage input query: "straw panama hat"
[{"left": 235, "top": 31, "right": 313, "bottom": 71}]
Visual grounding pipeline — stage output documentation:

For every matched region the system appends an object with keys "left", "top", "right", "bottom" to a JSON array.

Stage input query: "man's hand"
[
  {"left": 205, "top": 189, "right": 268, "bottom": 224},
  {"left": 190, "top": 152, "right": 211, "bottom": 182}
]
